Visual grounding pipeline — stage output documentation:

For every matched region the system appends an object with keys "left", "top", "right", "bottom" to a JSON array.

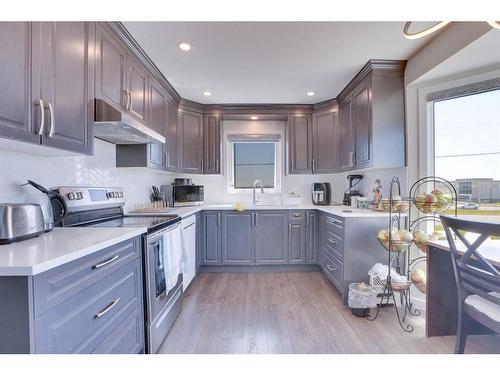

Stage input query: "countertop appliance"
[
  {"left": 54, "top": 185, "right": 182, "bottom": 354},
  {"left": 22, "top": 180, "right": 68, "bottom": 232},
  {"left": 161, "top": 184, "right": 204, "bottom": 207},
  {"left": 312, "top": 183, "right": 331, "bottom": 205},
  {"left": 172, "top": 178, "right": 192, "bottom": 186},
  {"left": 343, "top": 174, "right": 364, "bottom": 206},
  {"left": 0, "top": 203, "right": 45, "bottom": 244}
]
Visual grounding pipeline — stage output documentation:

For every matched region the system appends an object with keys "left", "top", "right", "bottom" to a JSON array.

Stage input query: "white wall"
[{"left": 0, "top": 139, "right": 174, "bottom": 212}]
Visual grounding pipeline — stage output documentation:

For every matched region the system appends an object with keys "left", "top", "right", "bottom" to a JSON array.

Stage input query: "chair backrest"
[{"left": 440, "top": 215, "right": 500, "bottom": 307}]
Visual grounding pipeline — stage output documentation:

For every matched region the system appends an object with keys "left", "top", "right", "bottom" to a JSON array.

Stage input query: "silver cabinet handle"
[
  {"left": 93, "top": 254, "right": 119, "bottom": 269},
  {"left": 291, "top": 159, "right": 294, "bottom": 171},
  {"left": 312, "top": 158, "right": 315, "bottom": 172},
  {"left": 122, "top": 90, "right": 128, "bottom": 109},
  {"left": 254, "top": 213, "right": 258, "bottom": 226},
  {"left": 306, "top": 213, "right": 310, "bottom": 227},
  {"left": 217, "top": 212, "right": 221, "bottom": 227},
  {"left": 327, "top": 217, "right": 342, "bottom": 226},
  {"left": 216, "top": 159, "right": 219, "bottom": 172},
  {"left": 48, "top": 102, "right": 55, "bottom": 137},
  {"left": 326, "top": 264, "right": 336, "bottom": 271},
  {"left": 95, "top": 298, "right": 120, "bottom": 319},
  {"left": 128, "top": 91, "right": 132, "bottom": 111},
  {"left": 328, "top": 238, "right": 337, "bottom": 245},
  {"left": 293, "top": 213, "right": 302, "bottom": 218},
  {"left": 201, "top": 159, "right": 204, "bottom": 172},
  {"left": 37, "top": 99, "right": 45, "bottom": 135}
]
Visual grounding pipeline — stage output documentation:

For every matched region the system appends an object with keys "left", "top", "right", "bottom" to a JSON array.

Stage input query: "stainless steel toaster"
[{"left": 0, "top": 203, "right": 45, "bottom": 244}]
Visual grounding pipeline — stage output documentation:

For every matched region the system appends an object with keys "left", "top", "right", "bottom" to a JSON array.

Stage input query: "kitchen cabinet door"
[
  {"left": 200, "top": 211, "right": 222, "bottom": 265},
  {"left": 147, "top": 78, "right": 169, "bottom": 170},
  {"left": 352, "top": 80, "right": 372, "bottom": 169},
  {"left": 288, "top": 114, "right": 312, "bottom": 174},
  {"left": 36, "top": 22, "right": 94, "bottom": 154},
  {"left": 179, "top": 109, "right": 203, "bottom": 173},
  {"left": 312, "top": 109, "right": 338, "bottom": 173},
  {"left": 126, "top": 54, "right": 148, "bottom": 125},
  {"left": 288, "top": 212, "right": 306, "bottom": 264},
  {"left": 305, "top": 211, "right": 317, "bottom": 264},
  {"left": 203, "top": 113, "right": 221, "bottom": 174},
  {"left": 95, "top": 24, "right": 126, "bottom": 112},
  {"left": 0, "top": 22, "right": 38, "bottom": 144},
  {"left": 165, "top": 99, "right": 179, "bottom": 171},
  {"left": 222, "top": 212, "right": 254, "bottom": 265},
  {"left": 254, "top": 212, "right": 288, "bottom": 265},
  {"left": 338, "top": 97, "right": 355, "bottom": 170}
]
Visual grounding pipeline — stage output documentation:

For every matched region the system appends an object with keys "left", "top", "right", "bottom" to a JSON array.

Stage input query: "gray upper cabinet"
[
  {"left": 338, "top": 97, "right": 355, "bottom": 170},
  {"left": 0, "top": 22, "right": 38, "bottom": 144},
  {"left": 34, "top": 22, "right": 94, "bottom": 154},
  {"left": 95, "top": 24, "right": 126, "bottom": 112},
  {"left": 222, "top": 212, "right": 254, "bottom": 265},
  {"left": 337, "top": 60, "right": 406, "bottom": 171},
  {"left": 165, "top": 99, "right": 179, "bottom": 171},
  {"left": 254, "top": 211, "right": 287, "bottom": 265},
  {"left": 288, "top": 114, "right": 312, "bottom": 174},
  {"left": 125, "top": 54, "right": 148, "bottom": 125},
  {"left": 312, "top": 107, "right": 338, "bottom": 173},
  {"left": 200, "top": 211, "right": 222, "bottom": 265},
  {"left": 203, "top": 113, "right": 221, "bottom": 174},
  {"left": 148, "top": 78, "right": 169, "bottom": 170},
  {"left": 0, "top": 22, "right": 93, "bottom": 154},
  {"left": 179, "top": 109, "right": 203, "bottom": 173},
  {"left": 352, "top": 79, "right": 372, "bottom": 169}
]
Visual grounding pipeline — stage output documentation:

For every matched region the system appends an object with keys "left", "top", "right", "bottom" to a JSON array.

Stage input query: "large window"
[
  {"left": 433, "top": 88, "right": 500, "bottom": 214},
  {"left": 233, "top": 142, "right": 275, "bottom": 188}
]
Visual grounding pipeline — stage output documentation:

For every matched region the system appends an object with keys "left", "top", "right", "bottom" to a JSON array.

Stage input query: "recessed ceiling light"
[
  {"left": 203, "top": 91, "right": 211, "bottom": 96},
  {"left": 250, "top": 116, "right": 259, "bottom": 120},
  {"left": 306, "top": 91, "right": 315, "bottom": 96},
  {"left": 178, "top": 42, "right": 191, "bottom": 51}
]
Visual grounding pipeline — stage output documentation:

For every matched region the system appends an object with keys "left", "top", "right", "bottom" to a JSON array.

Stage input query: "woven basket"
[
  {"left": 378, "top": 238, "right": 411, "bottom": 252},
  {"left": 414, "top": 200, "right": 451, "bottom": 214}
]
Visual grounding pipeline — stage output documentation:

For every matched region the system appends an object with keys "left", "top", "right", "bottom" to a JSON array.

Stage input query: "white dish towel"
[{"left": 163, "top": 226, "right": 183, "bottom": 292}]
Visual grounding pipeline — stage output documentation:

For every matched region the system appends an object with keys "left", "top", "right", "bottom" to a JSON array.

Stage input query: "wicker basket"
[
  {"left": 380, "top": 199, "right": 409, "bottom": 213},
  {"left": 414, "top": 200, "right": 451, "bottom": 214},
  {"left": 413, "top": 239, "right": 428, "bottom": 253},
  {"left": 378, "top": 238, "right": 411, "bottom": 252}
]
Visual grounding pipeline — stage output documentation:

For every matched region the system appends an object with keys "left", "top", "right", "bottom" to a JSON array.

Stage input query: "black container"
[{"left": 351, "top": 307, "right": 370, "bottom": 317}]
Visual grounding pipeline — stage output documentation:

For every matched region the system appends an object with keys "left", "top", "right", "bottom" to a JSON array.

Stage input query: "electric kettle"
[{"left": 22, "top": 180, "right": 68, "bottom": 232}]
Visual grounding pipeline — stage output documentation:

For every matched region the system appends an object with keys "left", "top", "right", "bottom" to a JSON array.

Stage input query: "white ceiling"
[{"left": 124, "top": 22, "right": 434, "bottom": 104}]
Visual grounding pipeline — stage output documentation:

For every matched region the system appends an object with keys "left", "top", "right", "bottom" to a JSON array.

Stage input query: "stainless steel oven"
[
  {"left": 161, "top": 184, "right": 204, "bottom": 207},
  {"left": 144, "top": 223, "right": 183, "bottom": 354}
]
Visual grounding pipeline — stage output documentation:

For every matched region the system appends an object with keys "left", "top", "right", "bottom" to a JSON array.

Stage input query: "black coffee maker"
[{"left": 343, "top": 174, "right": 363, "bottom": 206}]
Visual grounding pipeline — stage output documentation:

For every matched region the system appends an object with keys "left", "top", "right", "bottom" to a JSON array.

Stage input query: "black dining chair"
[{"left": 440, "top": 215, "right": 500, "bottom": 354}]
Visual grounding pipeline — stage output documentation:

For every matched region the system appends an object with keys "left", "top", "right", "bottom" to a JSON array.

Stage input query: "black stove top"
[{"left": 86, "top": 215, "right": 180, "bottom": 233}]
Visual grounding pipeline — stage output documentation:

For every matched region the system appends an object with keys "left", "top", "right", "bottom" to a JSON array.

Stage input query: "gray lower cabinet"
[
  {"left": 288, "top": 211, "right": 306, "bottom": 264},
  {"left": 222, "top": 211, "right": 254, "bottom": 265},
  {"left": 0, "top": 236, "right": 144, "bottom": 354},
  {"left": 200, "top": 211, "right": 222, "bottom": 265},
  {"left": 254, "top": 211, "right": 288, "bottom": 265},
  {"left": 305, "top": 210, "right": 318, "bottom": 264}
]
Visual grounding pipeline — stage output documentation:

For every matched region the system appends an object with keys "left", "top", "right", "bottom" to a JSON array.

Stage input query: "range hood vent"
[{"left": 93, "top": 99, "right": 165, "bottom": 144}]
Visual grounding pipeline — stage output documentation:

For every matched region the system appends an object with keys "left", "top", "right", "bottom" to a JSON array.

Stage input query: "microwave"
[{"left": 160, "top": 184, "right": 204, "bottom": 207}]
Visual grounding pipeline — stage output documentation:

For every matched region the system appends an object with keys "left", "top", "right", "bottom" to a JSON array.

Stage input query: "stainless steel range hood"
[{"left": 93, "top": 99, "right": 165, "bottom": 144}]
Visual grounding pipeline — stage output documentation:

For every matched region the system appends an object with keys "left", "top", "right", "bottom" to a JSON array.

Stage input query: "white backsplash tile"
[
  {"left": 0, "top": 139, "right": 174, "bottom": 212},
  {"left": 0, "top": 138, "right": 407, "bottom": 211}
]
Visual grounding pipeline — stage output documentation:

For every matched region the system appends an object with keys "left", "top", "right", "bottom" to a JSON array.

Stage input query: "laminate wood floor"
[{"left": 158, "top": 272, "right": 500, "bottom": 354}]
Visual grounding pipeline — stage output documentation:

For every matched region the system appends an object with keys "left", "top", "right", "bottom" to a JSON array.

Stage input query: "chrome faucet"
[{"left": 252, "top": 179, "right": 264, "bottom": 204}]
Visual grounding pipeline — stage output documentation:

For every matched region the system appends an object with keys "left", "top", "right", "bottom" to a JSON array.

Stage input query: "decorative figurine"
[{"left": 370, "top": 179, "right": 383, "bottom": 209}]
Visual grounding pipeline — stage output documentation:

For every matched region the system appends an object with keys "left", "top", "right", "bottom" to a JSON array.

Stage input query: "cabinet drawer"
[
  {"left": 322, "top": 251, "right": 343, "bottom": 292},
  {"left": 324, "top": 214, "right": 344, "bottom": 235},
  {"left": 33, "top": 237, "right": 141, "bottom": 317},
  {"left": 92, "top": 304, "right": 144, "bottom": 354},
  {"left": 34, "top": 259, "right": 143, "bottom": 354},
  {"left": 324, "top": 230, "right": 343, "bottom": 260}
]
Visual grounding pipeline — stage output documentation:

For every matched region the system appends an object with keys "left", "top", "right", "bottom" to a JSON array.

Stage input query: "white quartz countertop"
[
  {"left": 128, "top": 203, "right": 396, "bottom": 219},
  {"left": 0, "top": 227, "right": 146, "bottom": 276}
]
